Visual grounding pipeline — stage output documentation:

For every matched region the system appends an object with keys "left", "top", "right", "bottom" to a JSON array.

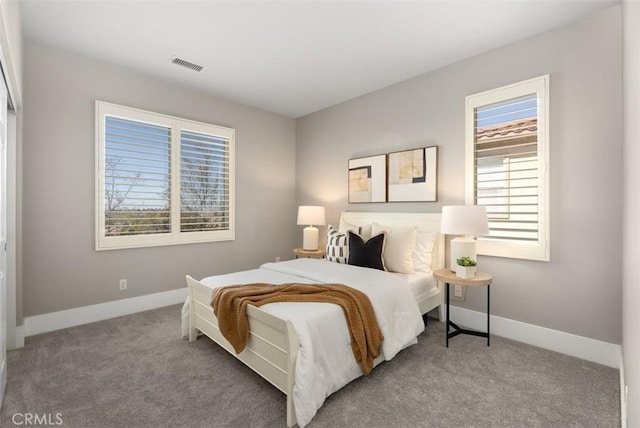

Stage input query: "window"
[
  {"left": 465, "top": 75, "right": 549, "bottom": 261},
  {"left": 95, "top": 101, "right": 235, "bottom": 250}
]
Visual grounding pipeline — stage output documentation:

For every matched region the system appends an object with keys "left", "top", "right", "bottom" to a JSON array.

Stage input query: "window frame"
[
  {"left": 465, "top": 75, "right": 550, "bottom": 261},
  {"left": 95, "top": 101, "right": 235, "bottom": 251}
]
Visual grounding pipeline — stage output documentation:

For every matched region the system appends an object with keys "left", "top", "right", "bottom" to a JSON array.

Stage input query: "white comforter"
[{"left": 182, "top": 258, "right": 425, "bottom": 427}]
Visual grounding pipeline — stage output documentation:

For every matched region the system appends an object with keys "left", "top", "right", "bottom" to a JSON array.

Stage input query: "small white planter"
[{"left": 456, "top": 265, "right": 477, "bottom": 279}]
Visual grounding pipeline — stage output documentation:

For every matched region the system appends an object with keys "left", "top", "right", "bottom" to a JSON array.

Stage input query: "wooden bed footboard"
[
  {"left": 186, "top": 275, "right": 299, "bottom": 427},
  {"left": 185, "top": 212, "right": 445, "bottom": 427}
]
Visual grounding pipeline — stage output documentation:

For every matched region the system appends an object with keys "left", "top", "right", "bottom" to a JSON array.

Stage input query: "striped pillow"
[{"left": 326, "top": 224, "right": 350, "bottom": 263}]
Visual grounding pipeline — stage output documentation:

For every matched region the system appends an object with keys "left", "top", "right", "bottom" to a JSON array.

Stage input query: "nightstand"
[
  {"left": 293, "top": 248, "right": 326, "bottom": 259},
  {"left": 433, "top": 268, "right": 493, "bottom": 347}
]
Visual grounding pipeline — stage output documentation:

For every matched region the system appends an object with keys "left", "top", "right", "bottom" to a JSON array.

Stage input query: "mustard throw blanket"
[{"left": 211, "top": 283, "right": 384, "bottom": 375}]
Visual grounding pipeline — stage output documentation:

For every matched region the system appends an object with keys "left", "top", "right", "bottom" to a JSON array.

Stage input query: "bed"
[{"left": 183, "top": 212, "right": 444, "bottom": 427}]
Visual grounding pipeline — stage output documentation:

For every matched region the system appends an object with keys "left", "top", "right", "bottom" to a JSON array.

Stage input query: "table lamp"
[
  {"left": 440, "top": 205, "right": 489, "bottom": 271},
  {"left": 297, "top": 206, "right": 326, "bottom": 250}
]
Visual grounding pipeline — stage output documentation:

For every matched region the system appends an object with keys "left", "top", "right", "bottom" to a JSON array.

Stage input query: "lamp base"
[
  {"left": 302, "top": 226, "right": 319, "bottom": 250},
  {"left": 450, "top": 237, "right": 477, "bottom": 271}
]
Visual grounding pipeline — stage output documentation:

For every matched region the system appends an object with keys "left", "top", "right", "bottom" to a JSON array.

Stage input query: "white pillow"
[
  {"left": 413, "top": 230, "right": 436, "bottom": 272},
  {"left": 339, "top": 221, "right": 372, "bottom": 241},
  {"left": 371, "top": 223, "right": 417, "bottom": 274}
]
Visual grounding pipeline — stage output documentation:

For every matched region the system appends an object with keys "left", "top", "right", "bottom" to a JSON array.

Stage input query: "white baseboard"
[
  {"left": 6, "top": 324, "right": 25, "bottom": 350},
  {"left": 620, "top": 349, "right": 627, "bottom": 428},
  {"left": 449, "top": 306, "right": 621, "bottom": 368},
  {"left": 24, "top": 288, "right": 188, "bottom": 337},
  {"left": 12, "top": 325, "right": 24, "bottom": 349},
  {"left": 21, "top": 291, "right": 621, "bottom": 369}
]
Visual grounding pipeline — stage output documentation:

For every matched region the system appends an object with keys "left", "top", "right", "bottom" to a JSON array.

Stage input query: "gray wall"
[
  {"left": 623, "top": 0, "right": 639, "bottom": 423},
  {"left": 296, "top": 6, "right": 622, "bottom": 344},
  {"left": 22, "top": 41, "right": 298, "bottom": 317}
]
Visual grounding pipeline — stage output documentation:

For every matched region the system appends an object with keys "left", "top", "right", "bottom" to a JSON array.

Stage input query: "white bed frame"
[{"left": 186, "top": 212, "right": 444, "bottom": 427}]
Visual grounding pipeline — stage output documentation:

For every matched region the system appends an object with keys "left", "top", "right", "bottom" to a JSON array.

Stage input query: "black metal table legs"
[{"left": 445, "top": 283, "right": 491, "bottom": 347}]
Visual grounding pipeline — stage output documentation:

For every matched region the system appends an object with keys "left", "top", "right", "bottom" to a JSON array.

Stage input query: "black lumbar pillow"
[{"left": 347, "top": 231, "right": 386, "bottom": 271}]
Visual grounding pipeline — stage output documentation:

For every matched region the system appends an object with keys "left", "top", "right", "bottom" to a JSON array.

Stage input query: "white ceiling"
[{"left": 21, "top": 0, "right": 618, "bottom": 118}]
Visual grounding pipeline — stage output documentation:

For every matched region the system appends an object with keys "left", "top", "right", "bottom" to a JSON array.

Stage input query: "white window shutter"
[
  {"left": 96, "top": 101, "right": 235, "bottom": 250},
  {"left": 465, "top": 75, "right": 550, "bottom": 261}
]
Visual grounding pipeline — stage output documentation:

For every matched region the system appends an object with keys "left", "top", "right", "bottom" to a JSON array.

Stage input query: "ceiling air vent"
[{"left": 169, "top": 56, "right": 205, "bottom": 72}]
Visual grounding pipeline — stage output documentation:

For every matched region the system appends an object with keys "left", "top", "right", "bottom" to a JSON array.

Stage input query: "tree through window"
[{"left": 96, "top": 101, "right": 235, "bottom": 250}]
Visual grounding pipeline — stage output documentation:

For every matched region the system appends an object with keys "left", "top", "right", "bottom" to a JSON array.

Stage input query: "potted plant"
[{"left": 456, "top": 256, "right": 477, "bottom": 279}]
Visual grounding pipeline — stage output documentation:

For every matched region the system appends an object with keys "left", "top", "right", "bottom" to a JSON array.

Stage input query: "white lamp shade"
[
  {"left": 297, "top": 206, "right": 326, "bottom": 226},
  {"left": 440, "top": 205, "right": 489, "bottom": 236}
]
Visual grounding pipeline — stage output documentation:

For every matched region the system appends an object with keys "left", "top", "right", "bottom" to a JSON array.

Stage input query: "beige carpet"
[{"left": 0, "top": 305, "right": 620, "bottom": 427}]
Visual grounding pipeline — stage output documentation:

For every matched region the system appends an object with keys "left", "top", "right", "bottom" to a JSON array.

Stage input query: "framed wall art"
[
  {"left": 387, "top": 146, "right": 438, "bottom": 202},
  {"left": 348, "top": 155, "right": 386, "bottom": 203}
]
